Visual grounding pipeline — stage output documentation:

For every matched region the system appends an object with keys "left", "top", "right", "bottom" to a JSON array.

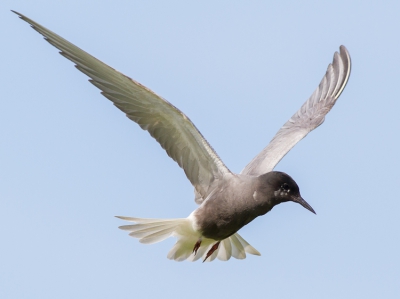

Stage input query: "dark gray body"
[{"left": 194, "top": 174, "right": 275, "bottom": 240}]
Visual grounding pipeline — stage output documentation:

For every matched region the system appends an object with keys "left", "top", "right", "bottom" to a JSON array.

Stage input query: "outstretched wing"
[
  {"left": 14, "top": 11, "right": 231, "bottom": 199},
  {"left": 241, "top": 46, "right": 351, "bottom": 176}
]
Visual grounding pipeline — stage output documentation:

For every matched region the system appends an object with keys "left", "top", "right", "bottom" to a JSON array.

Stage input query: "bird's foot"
[
  {"left": 203, "top": 241, "right": 220, "bottom": 262},
  {"left": 192, "top": 240, "right": 202, "bottom": 255}
]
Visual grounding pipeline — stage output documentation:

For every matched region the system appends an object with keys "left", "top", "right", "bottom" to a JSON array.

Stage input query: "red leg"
[
  {"left": 203, "top": 241, "right": 220, "bottom": 262},
  {"left": 192, "top": 239, "right": 202, "bottom": 255}
]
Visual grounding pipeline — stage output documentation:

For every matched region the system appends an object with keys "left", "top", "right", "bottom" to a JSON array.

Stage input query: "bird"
[{"left": 14, "top": 10, "right": 351, "bottom": 262}]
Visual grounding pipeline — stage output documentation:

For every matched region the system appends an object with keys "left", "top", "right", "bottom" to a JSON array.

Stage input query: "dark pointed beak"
[{"left": 294, "top": 196, "right": 316, "bottom": 214}]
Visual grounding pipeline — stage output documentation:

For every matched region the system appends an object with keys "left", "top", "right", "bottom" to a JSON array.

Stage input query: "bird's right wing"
[
  {"left": 14, "top": 11, "right": 231, "bottom": 200},
  {"left": 241, "top": 46, "right": 351, "bottom": 176}
]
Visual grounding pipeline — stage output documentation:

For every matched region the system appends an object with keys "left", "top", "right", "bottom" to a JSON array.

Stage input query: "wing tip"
[
  {"left": 335, "top": 45, "right": 352, "bottom": 99},
  {"left": 11, "top": 10, "right": 24, "bottom": 19},
  {"left": 339, "top": 45, "right": 351, "bottom": 69},
  {"left": 339, "top": 45, "right": 349, "bottom": 56}
]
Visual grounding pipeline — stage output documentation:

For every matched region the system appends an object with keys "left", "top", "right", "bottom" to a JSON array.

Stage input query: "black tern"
[{"left": 14, "top": 11, "right": 351, "bottom": 262}]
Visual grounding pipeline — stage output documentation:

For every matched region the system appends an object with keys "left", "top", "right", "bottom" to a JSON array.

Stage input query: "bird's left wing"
[
  {"left": 13, "top": 11, "right": 231, "bottom": 200},
  {"left": 241, "top": 46, "right": 351, "bottom": 176}
]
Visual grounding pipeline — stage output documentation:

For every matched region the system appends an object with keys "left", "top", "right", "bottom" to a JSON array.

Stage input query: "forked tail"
[{"left": 117, "top": 216, "right": 261, "bottom": 262}]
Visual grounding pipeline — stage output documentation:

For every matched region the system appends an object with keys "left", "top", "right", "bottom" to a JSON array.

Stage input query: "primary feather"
[{"left": 241, "top": 46, "right": 351, "bottom": 176}]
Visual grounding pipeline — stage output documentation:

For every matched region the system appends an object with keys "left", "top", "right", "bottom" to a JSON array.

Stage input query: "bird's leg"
[
  {"left": 203, "top": 241, "right": 220, "bottom": 262},
  {"left": 192, "top": 239, "right": 202, "bottom": 255}
]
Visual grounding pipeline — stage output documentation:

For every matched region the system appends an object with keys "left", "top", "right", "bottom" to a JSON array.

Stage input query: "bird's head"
[{"left": 258, "top": 171, "right": 316, "bottom": 214}]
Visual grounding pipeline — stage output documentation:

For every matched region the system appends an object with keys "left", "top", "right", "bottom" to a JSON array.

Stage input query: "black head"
[{"left": 258, "top": 171, "right": 315, "bottom": 214}]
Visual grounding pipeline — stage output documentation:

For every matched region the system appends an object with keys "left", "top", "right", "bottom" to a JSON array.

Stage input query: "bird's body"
[
  {"left": 193, "top": 172, "right": 311, "bottom": 240},
  {"left": 194, "top": 173, "right": 267, "bottom": 241},
  {"left": 14, "top": 10, "right": 351, "bottom": 262}
]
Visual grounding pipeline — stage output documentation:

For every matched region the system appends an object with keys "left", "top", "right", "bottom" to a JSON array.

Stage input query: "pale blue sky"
[{"left": 2, "top": 1, "right": 400, "bottom": 298}]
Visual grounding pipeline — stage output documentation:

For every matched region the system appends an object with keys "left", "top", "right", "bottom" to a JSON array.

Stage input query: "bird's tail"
[{"left": 117, "top": 216, "right": 261, "bottom": 262}]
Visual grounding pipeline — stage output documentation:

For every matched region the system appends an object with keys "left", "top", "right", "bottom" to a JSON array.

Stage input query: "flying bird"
[{"left": 14, "top": 11, "right": 351, "bottom": 262}]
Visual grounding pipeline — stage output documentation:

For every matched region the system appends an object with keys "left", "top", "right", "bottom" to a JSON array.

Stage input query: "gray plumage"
[
  {"left": 14, "top": 11, "right": 351, "bottom": 262},
  {"left": 241, "top": 47, "right": 351, "bottom": 176}
]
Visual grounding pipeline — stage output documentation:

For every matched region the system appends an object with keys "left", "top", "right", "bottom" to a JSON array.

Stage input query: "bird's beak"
[{"left": 294, "top": 196, "right": 316, "bottom": 214}]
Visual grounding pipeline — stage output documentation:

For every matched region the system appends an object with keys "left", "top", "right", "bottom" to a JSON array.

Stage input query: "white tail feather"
[
  {"left": 235, "top": 233, "right": 261, "bottom": 256},
  {"left": 217, "top": 239, "right": 232, "bottom": 261},
  {"left": 117, "top": 216, "right": 261, "bottom": 262},
  {"left": 230, "top": 233, "right": 246, "bottom": 259},
  {"left": 139, "top": 228, "right": 176, "bottom": 244}
]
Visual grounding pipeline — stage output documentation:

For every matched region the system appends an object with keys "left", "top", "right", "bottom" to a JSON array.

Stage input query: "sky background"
[{"left": 2, "top": 1, "right": 400, "bottom": 298}]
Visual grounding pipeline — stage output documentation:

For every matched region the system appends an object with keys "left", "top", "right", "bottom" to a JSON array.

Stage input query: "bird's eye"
[{"left": 281, "top": 183, "right": 290, "bottom": 191}]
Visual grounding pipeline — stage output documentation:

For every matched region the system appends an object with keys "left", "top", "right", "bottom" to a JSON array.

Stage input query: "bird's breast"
[{"left": 193, "top": 181, "right": 272, "bottom": 240}]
